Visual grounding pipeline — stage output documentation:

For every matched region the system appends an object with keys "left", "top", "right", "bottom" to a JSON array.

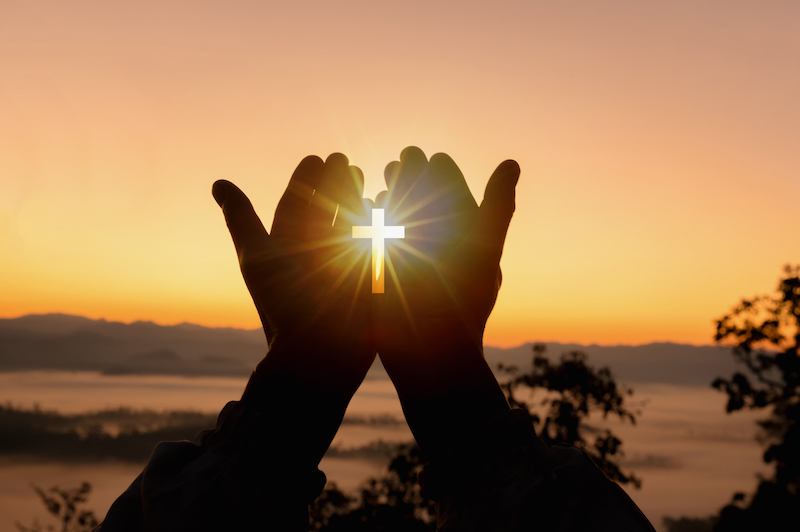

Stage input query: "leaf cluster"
[
  {"left": 713, "top": 265, "right": 800, "bottom": 414},
  {"left": 16, "top": 482, "right": 98, "bottom": 532},
  {"left": 499, "top": 343, "right": 641, "bottom": 488},
  {"left": 0, "top": 404, "right": 213, "bottom": 463},
  {"left": 311, "top": 344, "right": 644, "bottom": 530},
  {"left": 711, "top": 264, "right": 800, "bottom": 531},
  {"left": 309, "top": 443, "right": 435, "bottom": 531}
]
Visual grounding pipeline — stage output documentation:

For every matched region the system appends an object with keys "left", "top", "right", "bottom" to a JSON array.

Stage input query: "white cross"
[{"left": 352, "top": 209, "right": 404, "bottom": 293}]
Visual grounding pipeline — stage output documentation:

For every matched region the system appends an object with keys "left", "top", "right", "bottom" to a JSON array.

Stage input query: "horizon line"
[{"left": 0, "top": 312, "right": 719, "bottom": 349}]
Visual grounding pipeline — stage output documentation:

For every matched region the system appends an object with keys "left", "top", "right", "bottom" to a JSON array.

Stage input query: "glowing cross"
[{"left": 352, "top": 209, "right": 404, "bottom": 293}]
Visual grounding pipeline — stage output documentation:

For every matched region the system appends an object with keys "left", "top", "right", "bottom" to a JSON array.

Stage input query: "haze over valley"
[
  {"left": 0, "top": 314, "right": 738, "bottom": 387},
  {"left": 0, "top": 314, "right": 765, "bottom": 532}
]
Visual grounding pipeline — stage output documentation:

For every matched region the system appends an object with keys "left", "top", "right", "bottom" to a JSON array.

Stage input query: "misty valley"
[{"left": 0, "top": 315, "right": 774, "bottom": 531}]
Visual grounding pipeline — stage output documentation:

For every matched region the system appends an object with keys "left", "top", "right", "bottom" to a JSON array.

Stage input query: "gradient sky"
[{"left": 1, "top": 0, "right": 798, "bottom": 347}]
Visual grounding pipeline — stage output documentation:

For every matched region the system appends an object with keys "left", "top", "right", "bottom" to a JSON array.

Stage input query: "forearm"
[
  {"left": 99, "top": 399, "right": 328, "bottom": 532},
  {"left": 241, "top": 334, "right": 375, "bottom": 466},
  {"left": 380, "top": 336, "right": 509, "bottom": 459}
]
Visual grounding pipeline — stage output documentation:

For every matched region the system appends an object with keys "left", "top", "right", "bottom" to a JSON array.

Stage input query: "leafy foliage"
[
  {"left": 499, "top": 343, "right": 641, "bottom": 487},
  {"left": 0, "top": 404, "right": 215, "bottom": 462},
  {"left": 0, "top": 405, "right": 402, "bottom": 464},
  {"left": 309, "top": 443, "right": 435, "bottom": 531},
  {"left": 311, "top": 346, "right": 642, "bottom": 529},
  {"left": 16, "top": 482, "right": 99, "bottom": 532},
  {"left": 16, "top": 348, "right": 643, "bottom": 530},
  {"left": 710, "top": 264, "right": 800, "bottom": 531}
]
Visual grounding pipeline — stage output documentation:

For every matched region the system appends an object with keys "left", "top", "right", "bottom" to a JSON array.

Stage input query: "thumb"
[
  {"left": 212, "top": 180, "right": 270, "bottom": 262},
  {"left": 473, "top": 160, "right": 520, "bottom": 267}
]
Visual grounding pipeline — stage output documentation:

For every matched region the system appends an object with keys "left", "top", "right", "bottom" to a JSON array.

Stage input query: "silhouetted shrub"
[
  {"left": 709, "top": 264, "right": 799, "bottom": 531},
  {"left": 16, "top": 482, "right": 99, "bottom": 532},
  {"left": 499, "top": 344, "right": 641, "bottom": 487}
]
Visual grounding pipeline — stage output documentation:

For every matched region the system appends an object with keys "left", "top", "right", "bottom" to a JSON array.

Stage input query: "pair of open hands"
[{"left": 212, "top": 147, "right": 519, "bottom": 461}]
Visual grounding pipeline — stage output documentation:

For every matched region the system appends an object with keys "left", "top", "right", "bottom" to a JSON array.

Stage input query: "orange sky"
[{"left": 1, "top": 0, "right": 798, "bottom": 347}]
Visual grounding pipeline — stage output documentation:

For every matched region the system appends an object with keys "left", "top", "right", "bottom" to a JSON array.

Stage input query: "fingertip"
[
  {"left": 400, "top": 145, "right": 426, "bottom": 161},
  {"left": 399, "top": 146, "right": 427, "bottom": 167},
  {"left": 501, "top": 159, "right": 520, "bottom": 173},
  {"left": 299, "top": 154, "right": 325, "bottom": 167},
  {"left": 384, "top": 160, "right": 400, "bottom": 184},
  {"left": 211, "top": 180, "right": 228, "bottom": 207},
  {"left": 482, "top": 160, "right": 519, "bottom": 218},
  {"left": 495, "top": 159, "right": 521, "bottom": 185},
  {"left": 429, "top": 152, "right": 455, "bottom": 165},
  {"left": 289, "top": 156, "right": 326, "bottom": 190},
  {"left": 391, "top": 147, "right": 427, "bottom": 193},
  {"left": 428, "top": 152, "right": 464, "bottom": 183},
  {"left": 212, "top": 181, "right": 266, "bottom": 254},
  {"left": 349, "top": 164, "right": 364, "bottom": 184},
  {"left": 375, "top": 190, "right": 388, "bottom": 208},
  {"left": 485, "top": 160, "right": 520, "bottom": 203},
  {"left": 325, "top": 152, "right": 349, "bottom": 167},
  {"left": 212, "top": 180, "right": 239, "bottom": 208},
  {"left": 295, "top": 155, "right": 325, "bottom": 179}
]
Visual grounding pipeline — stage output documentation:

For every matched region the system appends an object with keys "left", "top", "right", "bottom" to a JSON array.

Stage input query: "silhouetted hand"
[
  {"left": 212, "top": 154, "right": 374, "bottom": 465},
  {"left": 374, "top": 147, "right": 519, "bottom": 456}
]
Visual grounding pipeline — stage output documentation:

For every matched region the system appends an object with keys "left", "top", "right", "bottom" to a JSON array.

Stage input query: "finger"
[
  {"left": 333, "top": 164, "right": 366, "bottom": 233},
  {"left": 384, "top": 146, "right": 426, "bottom": 191},
  {"left": 212, "top": 180, "right": 270, "bottom": 261},
  {"left": 426, "top": 153, "right": 478, "bottom": 239},
  {"left": 306, "top": 153, "right": 350, "bottom": 238},
  {"left": 428, "top": 153, "right": 477, "bottom": 212},
  {"left": 384, "top": 146, "right": 427, "bottom": 219},
  {"left": 403, "top": 153, "right": 461, "bottom": 253},
  {"left": 473, "top": 160, "right": 520, "bottom": 266},
  {"left": 383, "top": 161, "right": 400, "bottom": 192},
  {"left": 375, "top": 190, "right": 388, "bottom": 209},
  {"left": 271, "top": 155, "right": 325, "bottom": 239}
]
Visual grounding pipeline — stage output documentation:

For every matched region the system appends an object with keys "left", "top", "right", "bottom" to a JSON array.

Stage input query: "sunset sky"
[{"left": 1, "top": 0, "right": 798, "bottom": 347}]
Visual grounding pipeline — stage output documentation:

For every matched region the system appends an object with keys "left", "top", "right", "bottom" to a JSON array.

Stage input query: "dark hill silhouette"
[
  {"left": 0, "top": 313, "right": 264, "bottom": 376},
  {"left": 484, "top": 342, "right": 738, "bottom": 387},
  {"left": 0, "top": 314, "right": 737, "bottom": 385}
]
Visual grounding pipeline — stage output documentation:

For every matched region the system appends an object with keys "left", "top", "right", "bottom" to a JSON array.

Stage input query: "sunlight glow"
[
  {"left": 352, "top": 209, "right": 404, "bottom": 293},
  {"left": 2, "top": 1, "right": 797, "bottom": 346}
]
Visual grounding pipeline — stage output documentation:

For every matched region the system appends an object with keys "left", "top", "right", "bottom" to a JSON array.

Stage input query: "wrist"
[
  {"left": 377, "top": 312, "right": 483, "bottom": 358},
  {"left": 240, "top": 336, "right": 375, "bottom": 466},
  {"left": 379, "top": 338, "right": 510, "bottom": 458},
  {"left": 247, "top": 331, "right": 373, "bottom": 401}
]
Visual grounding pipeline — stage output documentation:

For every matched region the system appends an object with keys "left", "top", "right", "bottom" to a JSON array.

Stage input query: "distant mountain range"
[
  {"left": 0, "top": 314, "right": 740, "bottom": 387},
  {"left": 0, "top": 314, "right": 265, "bottom": 377}
]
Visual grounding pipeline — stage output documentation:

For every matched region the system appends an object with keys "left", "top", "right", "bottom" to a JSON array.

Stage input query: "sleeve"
[
  {"left": 97, "top": 401, "right": 327, "bottom": 532},
  {"left": 419, "top": 409, "right": 655, "bottom": 532}
]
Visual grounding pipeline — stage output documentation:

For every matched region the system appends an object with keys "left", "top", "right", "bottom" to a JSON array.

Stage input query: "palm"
[
  {"left": 253, "top": 217, "right": 371, "bottom": 343},
  {"left": 375, "top": 147, "right": 517, "bottom": 354},
  {"left": 213, "top": 154, "right": 373, "bottom": 353},
  {"left": 212, "top": 154, "right": 376, "bottom": 466},
  {"left": 370, "top": 147, "right": 518, "bottom": 455}
]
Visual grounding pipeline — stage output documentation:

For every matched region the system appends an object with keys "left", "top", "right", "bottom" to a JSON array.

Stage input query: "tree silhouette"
[
  {"left": 710, "top": 264, "right": 800, "bottom": 532},
  {"left": 499, "top": 343, "right": 642, "bottom": 487},
  {"left": 311, "top": 345, "right": 642, "bottom": 529},
  {"left": 309, "top": 443, "right": 435, "bottom": 531},
  {"left": 16, "top": 482, "right": 99, "bottom": 532}
]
